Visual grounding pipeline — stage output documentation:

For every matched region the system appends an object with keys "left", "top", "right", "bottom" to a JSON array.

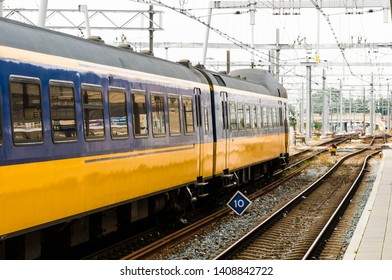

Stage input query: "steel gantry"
[{"left": 0, "top": 5, "right": 163, "bottom": 33}]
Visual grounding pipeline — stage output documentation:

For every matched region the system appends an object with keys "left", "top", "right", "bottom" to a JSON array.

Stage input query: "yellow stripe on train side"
[
  {"left": 214, "top": 132, "right": 286, "bottom": 174},
  {"left": 0, "top": 143, "right": 214, "bottom": 236}
]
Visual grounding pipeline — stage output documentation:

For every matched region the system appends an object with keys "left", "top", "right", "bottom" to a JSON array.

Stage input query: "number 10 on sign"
[{"left": 227, "top": 191, "right": 252, "bottom": 215}]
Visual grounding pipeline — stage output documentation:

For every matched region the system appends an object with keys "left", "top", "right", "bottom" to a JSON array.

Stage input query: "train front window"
[
  {"left": 151, "top": 93, "right": 166, "bottom": 137},
  {"left": 132, "top": 90, "right": 148, "bottom": 137},
  {"left": 10, "top": 76, "right": 43, "bottom": 145},
  {"left": 49, "top": 81, "right": 77, "bottom": 143},
  {"left": 82, "top": 85, "right": 105, "bottom": 140},
  {"left": 182, "top": 96, "right": 194, "bottom": 134},
  {"left": 109, "top": 88, "right": 129, "bottom": 139},
  {"left": 168, "top": 95, "right": 181, "bottom": 135}
]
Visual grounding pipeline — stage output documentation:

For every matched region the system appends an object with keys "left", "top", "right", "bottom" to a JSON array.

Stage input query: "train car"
[
  {"left": 197, "top": 67, "right": 288, "bottom": 185},
  {"left": 0, "top": 18, "right": 288, "bottom": 259}
]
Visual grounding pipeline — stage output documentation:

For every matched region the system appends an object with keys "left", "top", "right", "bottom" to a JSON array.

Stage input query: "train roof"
[
  {"left": 228, "top": 68, "right": 287, "bottom": 98},
  {"left": 0, "top": 18, "right": 207, "bottom": 84},
  {"left": 196, "top": 67, "right": 287, "bottom": 99}
]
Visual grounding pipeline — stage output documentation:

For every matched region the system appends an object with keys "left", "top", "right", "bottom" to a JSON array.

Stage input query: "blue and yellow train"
[{"left": 0, "top": 18, "right": 288, "bottom": 259}]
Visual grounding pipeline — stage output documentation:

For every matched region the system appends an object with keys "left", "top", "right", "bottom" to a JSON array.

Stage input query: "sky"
[{"left": 2, "top": 0, "right": 392, "bottom": 106}]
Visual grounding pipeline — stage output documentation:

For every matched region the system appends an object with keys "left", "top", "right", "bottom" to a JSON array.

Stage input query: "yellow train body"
[{"left": 1, "top": 132, "right": 285, "bottom": 237}]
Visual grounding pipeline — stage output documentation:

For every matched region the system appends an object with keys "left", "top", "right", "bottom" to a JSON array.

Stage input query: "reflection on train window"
[
  {"left": 245, "top": 104, "right": 251, "bottom": 130},
  {"left": 213, "top": 74, "right": 226, "bottom": 87},
  {"left": 272, "top": 107, "right": 277, "bottom": 127},
  {"left": 82, "top": 85, "right": 105, "bottom": 140},
  {"left": 109, "top": 88, "right": 129, "bottom": 139},
  {"left": 256, "top": 105, "right": 262, "bottom": 129},
  {"left": 267, "top": 107, "right": 272, "bottom": 128},
  {"left": 204, "top": 108, "right": 209, "bottom": 134},
  {"left": 262, "top": 107, "right": 268, "bottom": 127},
  {"left": 238, "top": 103, "right": 244, "bottom": 130},
  {"left": 279, "top": 107, "right": 284, "bottom": 126},
  {"left": 49, "top": 81, "right": 77, "bottom": 143},
  {"left": 10, "top": 76, "right": 43, "bottom": 145},
  {"left": 151, "top": 93, "right": 166, "bottom": 137},
  {"left": 182, "top": 96, "right": 194, "bottom": 134},
  {"left": 251, "top": 105, "right": 257, "bottom": 129},
  {"left": 168, "top": 95, "right": 181, "bottom": 135},
  {"left": 229, "top": 102, "right": 237, "bottom": 131},
  {"left": 132, "top": 90, "right": 148, "bottom": 137}
]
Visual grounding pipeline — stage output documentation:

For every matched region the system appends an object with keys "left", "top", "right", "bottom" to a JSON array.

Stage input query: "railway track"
[
  {"left": 214, "top": 145, "right": 380, "bottom": 260},
  {"left": 84, "top": 137, "right": 360, "bottom": 260},
  {"left": 119, "top": 139, "right": 344, "bottom": 260}
]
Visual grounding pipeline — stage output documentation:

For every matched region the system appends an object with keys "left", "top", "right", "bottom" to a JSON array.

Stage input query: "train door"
[
  {"left": 283, "top": 102, "right": 289, "bottom": 158},
  {"left": 194, "top": 87, "right": 214, "bottom": 197},
  {"left": 195, "top": 88, "right": 212, "bottom": 179},
  {"left": 221, "top": 91, "right": 230, "bottom": 171},
  {"left": 194, "top": 88, "right": 203, "bottom": 179}
]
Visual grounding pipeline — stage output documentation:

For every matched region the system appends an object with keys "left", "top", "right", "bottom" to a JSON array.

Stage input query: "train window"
[
  {"left": 238, "top": 103, "right": 244, "bottom": 130},
  {"left": 132, "top": 90, "right": 148, "bottom": 137},
  {"left": 168, "top": 95, "right": 181, "bottom": 135},
  {"left": 204, "top": 108, "right": 209, "bottom": 134},
  {"left": 251, "top": 105, "right": 257, "bottom": 129},
  {"left": 82, "top": 84, "right": 105, "bottom": 140},
  {"left": 267, "top": 107, "right": 272, "bottom": 128},
  {"left": 49, "top": 81, "right": 77, "bottom": 143},
  {"left": 272, "top": 107, "right": 277, "bottom": 127},
  {"left": 256, "top": 105, "right": 262, "bottom": 129},
  {"left": 151, "top": 93, "right": 166, "bottom": 137},
  {"left": 10, "top": 76, "right": 43, "bottom": 145},
  {"left": 213, "top": 74, "right": 226, "bottom": 87},
  {"left": 245, "top": 104, "right": 251, "bottom": 130},
  {"left": 109, "top": 87, "right": 129, "bottom": 139},
  {"left": 221, "top": 100, "right": 228, "bottom": 130},
  {"left": 262, "top": 107, "right": 268, "bottom": 127},
  {"left": 229, "top": 102, "right": 237, "bottom": 131},
  {"left": 279, "top": 107, "right": 284, "bottom": 126},
  {"left": 182, "top": 96, "right": 194, "bottom": 134}
]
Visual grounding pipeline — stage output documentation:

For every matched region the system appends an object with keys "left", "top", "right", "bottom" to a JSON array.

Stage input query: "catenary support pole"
[{"left": 37, "top": 0, "right": 48, "bottom": 27}]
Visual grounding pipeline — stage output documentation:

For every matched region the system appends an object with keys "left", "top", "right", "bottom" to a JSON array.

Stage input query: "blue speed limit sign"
[{"left": 227, "top": 191, "right": 252, "bottom": 215}]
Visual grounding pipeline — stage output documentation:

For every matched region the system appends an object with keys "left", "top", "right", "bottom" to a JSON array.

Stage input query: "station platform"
[{"left": 343, "top": 148, "right": 392, "bottom": 260}]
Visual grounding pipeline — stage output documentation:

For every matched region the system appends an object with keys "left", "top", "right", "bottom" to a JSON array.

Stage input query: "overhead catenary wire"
[
  {"left": 134, "top": 0, "right": 275, "bottom": 64},
  {"left": 130, "top": 0, "right": 384, "bottom": 89},
  {"left": 309, "top": 0, "right": 372, "bottom": 86},
  {"left": 130, "top": 0, "right": 319, "bottom": 85}
]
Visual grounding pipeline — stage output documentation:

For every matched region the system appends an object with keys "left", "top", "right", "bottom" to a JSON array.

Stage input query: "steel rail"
[
  {"left": 213, "top": 138, "right": 376, "bottom": 260},
  {"left": 302, "top": 149, "right": 380, "bottom": 260}
]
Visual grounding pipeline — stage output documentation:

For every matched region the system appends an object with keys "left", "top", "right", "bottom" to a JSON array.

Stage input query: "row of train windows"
[
  {"left": 1, "top": 77, "right": 196, "bottom": 145},
  {"left": 226, "top": 101, "right": 284, "bottom": 131},
  {"left": 0, "top": 77, "right": 284, "bottom": 145}
]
